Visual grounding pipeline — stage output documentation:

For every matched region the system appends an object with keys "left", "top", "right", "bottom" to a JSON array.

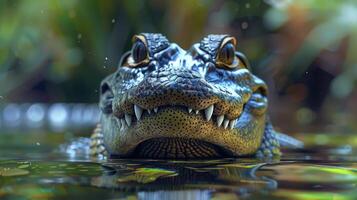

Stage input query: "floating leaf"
[
  {"left": 117, "top": 168, "right": 177, "bottom": 184},
  {"left": 17, "top": 164, "right": 30, "bottom": 169},
  {"left": 0, "top": 168, "right": 29, "bottom": 177},
  {"left": 263, "top": 164, "right": 357, "bottom": 183}
]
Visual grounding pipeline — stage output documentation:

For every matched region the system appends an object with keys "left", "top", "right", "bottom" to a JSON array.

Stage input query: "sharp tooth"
[
  {"left": 154, "top": 107, "right": 158, "bottom": 113},
  {"left": 217, "top": 115, "right": 224, "bottom": 127},
  {"left": 229, "top": 119, "right": 237, "bottom": 130},
  {"left": 223, "top": 119, "right": 229, "bottom": 129},
  {"left": 134, "top": 105, "right": 143, "bottom": 120},
  {"left": 188, "top": 108, "right": 193, "bottom": 113},
  {"left": 120, "top": 119, "right": 126, "bottom": 131},
  {"left": 204, "top": 105, "right": 214, "bottom": 121},
  {"left": 195, "top": 110, "right": 199, "bottom": 114},
  {"left": 125, "top": 114, "right": 132, "bottom": 127},
  {"left": 147, "top": 109, "right": 151, "bottom": 114}
]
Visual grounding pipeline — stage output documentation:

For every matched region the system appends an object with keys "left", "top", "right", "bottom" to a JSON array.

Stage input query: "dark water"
[{"left": 1, "top": 133, "right": 357, "bottom": 200}]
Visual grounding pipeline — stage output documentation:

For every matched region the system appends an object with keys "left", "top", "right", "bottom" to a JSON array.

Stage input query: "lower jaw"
[
  {"left": 104, "top": 107, "right": 263, "bottom": 158},
  {"left": 122, "top": 137, "right": 234, "bottom": 159}
]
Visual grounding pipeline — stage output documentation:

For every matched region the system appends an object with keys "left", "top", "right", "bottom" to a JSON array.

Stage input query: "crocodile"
[{"left": 90, "top": 33, "right": 303, "bottom": 159}]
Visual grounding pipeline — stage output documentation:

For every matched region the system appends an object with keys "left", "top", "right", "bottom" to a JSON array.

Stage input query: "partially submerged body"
[{"left": 89, "top": 33, "right": 303, "bottom": 159}]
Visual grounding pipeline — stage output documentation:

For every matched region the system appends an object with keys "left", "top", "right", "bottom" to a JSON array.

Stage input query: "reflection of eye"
[
  {"left": 132, "top": 39, "right": 148, "bottom": 64},
  {"left": 217, "top": 43, "right": 235, "bottom": 66}
]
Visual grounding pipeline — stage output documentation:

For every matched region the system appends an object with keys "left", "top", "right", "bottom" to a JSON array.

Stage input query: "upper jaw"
[
  {"left": 111, "top": 84, "right": 268, "bottom": 132},
  {"left": 113, "top": 88, "right": 247, "bottom": 120},
  {"left": 105, "top": 97, "right": 266, "bottom": 157},
  {"left": 113, "top": 103, "right": 242, "bottom": 131},
  {"left": 102, "top": 89, "right": 268, "bottom": 157}
]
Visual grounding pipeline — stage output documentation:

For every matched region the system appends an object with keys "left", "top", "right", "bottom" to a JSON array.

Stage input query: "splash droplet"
[{"left": 241, "top": 22, "right": 249, "bottom": 29}]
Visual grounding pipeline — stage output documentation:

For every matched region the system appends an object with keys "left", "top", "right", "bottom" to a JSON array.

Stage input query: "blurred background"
[{"left": 0, "top": 0, "right": 356, "bottom": 134}]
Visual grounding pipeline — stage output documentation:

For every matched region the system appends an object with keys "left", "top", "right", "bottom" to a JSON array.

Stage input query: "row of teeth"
[{"left": 117, "top": 104, "right": 238, "bottom": 130}]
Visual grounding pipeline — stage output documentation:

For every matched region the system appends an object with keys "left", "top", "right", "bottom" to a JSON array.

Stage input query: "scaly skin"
[{"left": 90, "top": 33, "right": 301, "bottom": 159}]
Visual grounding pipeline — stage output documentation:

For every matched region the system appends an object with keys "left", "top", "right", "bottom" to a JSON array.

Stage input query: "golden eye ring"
[
  {"left": 215, "top": 37, "right": 244, "bottom": 70},
  {"left": 124, "top": 35, "right": 150, "bottom": 67}
]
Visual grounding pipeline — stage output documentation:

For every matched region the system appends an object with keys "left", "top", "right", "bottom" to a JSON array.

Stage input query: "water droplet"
[
  {"left": 241, "top": 22, "right": 249, "bottom": 29},
  {"left": 36, "top": 142, "right": 41, "bottom": 146},
  {"left": 105, "top": 57, "right": 108, "bottom": 60},
  {"left": 103, "top": 66, "right": 106, "bottom": 69},
  {"left": 111, "top": 18, "right": 116, "bottom": 23}
]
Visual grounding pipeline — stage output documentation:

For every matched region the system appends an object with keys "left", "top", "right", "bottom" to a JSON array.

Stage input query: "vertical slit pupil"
[
  {"left": 132, "top": 40, "right": 147, "bottom": 63},
  {"left": 219, "top": 43, "right": 235, "bottom": 65}
]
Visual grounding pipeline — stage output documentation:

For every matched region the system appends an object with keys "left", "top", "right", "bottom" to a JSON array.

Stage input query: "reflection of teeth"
[
  {"left": 134, "top": 104, "right": 143, "bottom": 121},
  {"left": 188, "top": 108, "right": 193, "bottom": 113},
  {"left": 229, "top": 119, "right": 237, "bottom": 130},
  {"left": 195, "top": 110, "right": 199, "bottom": 114},
  {"left": 125, "top": 114, "right": 132, "bottom": 127},
  {"left": 223, "top": 119, "right": 229, "bottom": 129},
  {"left": 205, "top": 105, "right": 214, "bottom": 121},
  {"left": 217, "top": 115, "right": 224, "bottom": 127},
  {"left": 154, "top": 107, "right": 158, "bottom": 113}
]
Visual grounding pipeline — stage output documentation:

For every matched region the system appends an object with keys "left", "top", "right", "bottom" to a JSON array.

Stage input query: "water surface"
[{"left": 0, "top": 132, "right": 356, "bottom": 200}]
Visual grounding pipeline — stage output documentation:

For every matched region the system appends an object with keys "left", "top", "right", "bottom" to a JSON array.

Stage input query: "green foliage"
[
  {"left": 0, "top": 0, "right": 355, "bottom": 106},
  {"left": 265, "top": 0, "right": 357, "bottom": 98}
]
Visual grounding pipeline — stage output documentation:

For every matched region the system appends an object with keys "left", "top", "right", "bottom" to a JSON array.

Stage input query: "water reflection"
[
  {"left": 1, "top": 127, "right": 357, "bottom": 199},
  {"left": 1, "top": 158, "right": 357, "bottom": 199},
  {"left": 138, "top": 190, "right": 211, "bottom": 200}
]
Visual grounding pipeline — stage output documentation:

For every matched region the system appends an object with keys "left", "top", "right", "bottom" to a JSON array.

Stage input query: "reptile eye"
[
  {"left": 215, "top": 37, "right": 243, "bottom": 69},
  {"left": 132, "top": 39, "right": 148, "bottom": 63},
  {"left": 217, "top": 43, "right": 235, "bottom": 65},
  {"left": 122, "top": 35, "right": 150, "bottom": 67}
]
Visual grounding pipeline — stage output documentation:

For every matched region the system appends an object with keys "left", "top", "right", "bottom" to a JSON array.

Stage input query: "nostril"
[
  {"left": 100, "top": 83, "right": 111, "bottom": 95},
  {"left": 100, "top": 82, "right": 114, "bottom": 114},
  {"left": 253, "top": 86, "right": 268, "bottom": 97}
]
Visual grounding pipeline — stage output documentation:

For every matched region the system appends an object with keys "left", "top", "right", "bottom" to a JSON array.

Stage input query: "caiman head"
[{"left": 99, "top": 33, "right": 269, "bottom": 159}]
